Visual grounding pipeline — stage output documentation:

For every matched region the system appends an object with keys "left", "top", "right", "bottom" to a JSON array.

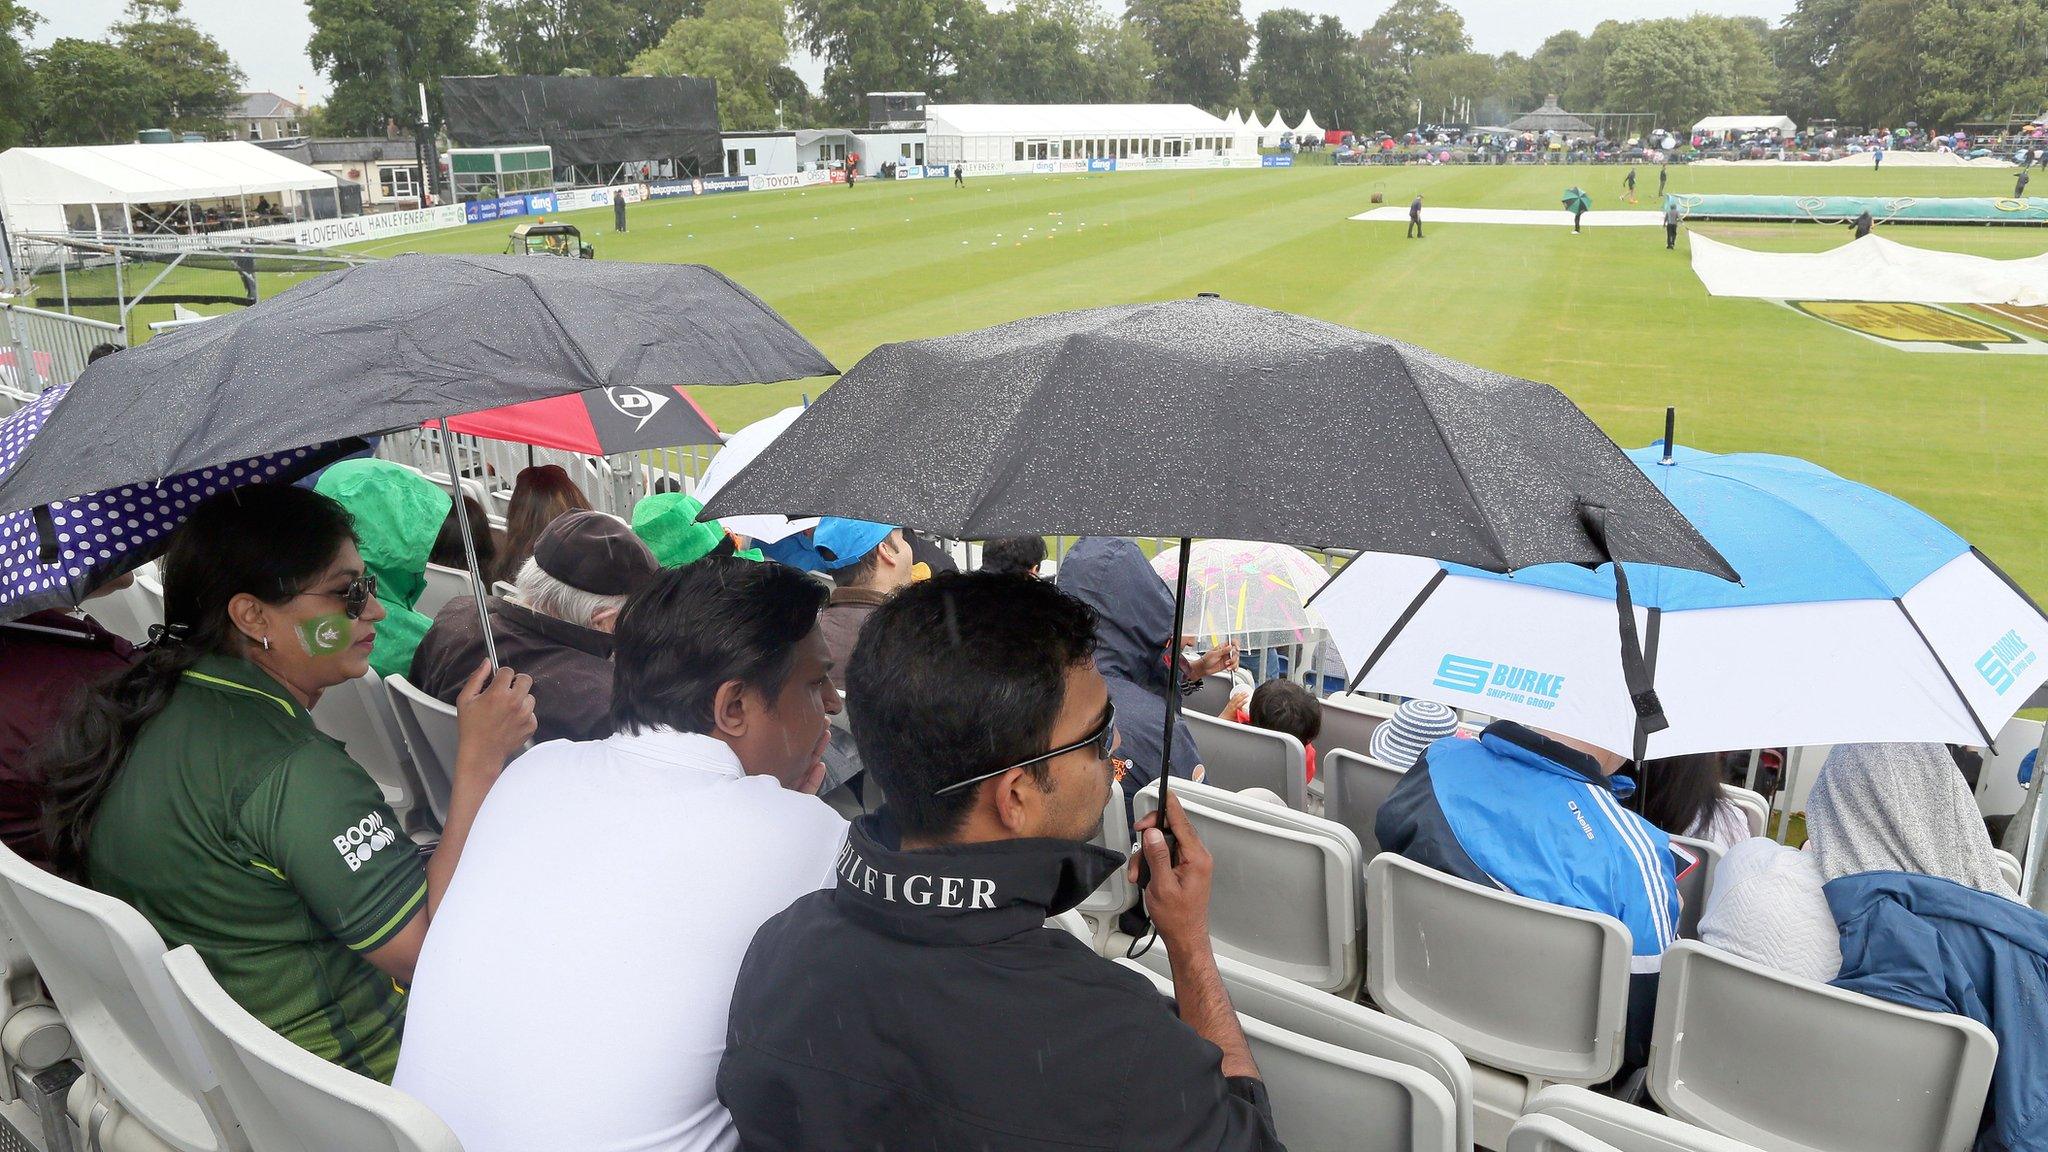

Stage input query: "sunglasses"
[
  {"left": 933, "top": 700, "right": 1127, "bottom": 796},
  {"left": 296, "top": 572, "right": 378, "bottom": 620}
]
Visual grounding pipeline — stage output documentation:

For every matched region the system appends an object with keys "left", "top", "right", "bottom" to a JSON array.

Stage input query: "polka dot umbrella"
[{"left": 0, "top": 382, "right": 353, "bottom": 622}]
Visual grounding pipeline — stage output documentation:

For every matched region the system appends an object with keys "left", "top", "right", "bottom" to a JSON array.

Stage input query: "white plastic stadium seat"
[
  {"left": 1992, "top": 848, "right": 2021, "bottom": 893},
  {"left": 1649, "top": 941, "right": 1996, "bottom": 1152},
  {"left": 1131, "top": 946, "right": 1475, "bottom": 1152},
  {"left": 162, "top": 946, "right": 460, "bottom": 1152},
  {"left": 1134, "top": 778, "right": 1362, "bottom": 995},
  {"left": 311, "top": 671, "right": 433, "bottom": 834},
  {"left": 1365, "top": 853, "right": 1633, "bottom": 1148},
  {"left": 1319, "top": 749, "right": 1406, "bottom": 860},
  {"left": 1509, "top": 1114, "right": 1629, "bottom": 1152},
  {"left": 383, "top": 675, "right": 460, "bottom": 828},
  {"left": 1313, "top": 693, "right": 1398, "bottom": 761},
  {"left": 1183, "top": 711, "right": 1309, "bottom": 810},
  {"left": 1525, "top": 1085, "right": 1766, "bottom": 1152},
  {"left": 1718, "top": 785, "right": 1769, "bottom": 839},
  {"left": 1115, "top": 959, "right": 1457, "bottom": 1152},
  {"left": 87, "top": 577, "right": 163, "bottom": 648},
  {"left": 413, "top": 564, "right": 475, "bottom": 623},
  {"left": 0, "top": 842, "right": 236, "bottom": 1152},
  {"left": 1076, "top": 791, "right": 1136, "bottom": 951},
  {"left": 1183, "top": 674, "right": 1236, "bottom": 719}
]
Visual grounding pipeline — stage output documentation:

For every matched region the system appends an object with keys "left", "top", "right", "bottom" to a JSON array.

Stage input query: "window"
[
  {"left": 726, "top": 149, "right": 740, "bottom": 173},
  {"left": 915, "top": 142, "right": 924, "bottom": 163},
  {"left": 901, "top": 143, "right": 913, "bottom": 158},
  {"left": 247, "top": 123, "right": 261, "bottom": 140},
  {"left": 1014, "top": 141, "right": 1025, "bottom": 161},
  {"left": 378, "top": 165, "right": 419, "bottom": 200},
  {"left": 743, "top": 148, "right": 758, "bottom": 166}
]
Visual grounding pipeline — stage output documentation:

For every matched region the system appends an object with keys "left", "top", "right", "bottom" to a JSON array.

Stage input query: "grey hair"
[{"left": 513, "top": 557, "right": 629, "bottom": 629}]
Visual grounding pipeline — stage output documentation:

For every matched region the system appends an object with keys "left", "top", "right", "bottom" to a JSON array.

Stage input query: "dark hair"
[
  {"left": 86, "top": 343, "right": 125, "bottom": 363},
  {"left": 497, "top": 465, "right": 590, "bottom": 585},
  {"left": 846, "top": 571, "right": 1097, "bottom": 839},
  {"left": 1626, "top": 753, "right": 1728, "bottom": 839},
  {"left": 979, "top": 536, "right": 1046, "bottom": 577},
  {"left": 610, "top": 557, "right": 828, "bottom": 736},
  {"left": 430, "top": 495, "right": 497, "bottom": 575},
  {"left": 38, "top": 486, "right": 357, "bottom": 880},
  {"left": 1248, "top": 679, "right": 1320, "bottom": 745}
]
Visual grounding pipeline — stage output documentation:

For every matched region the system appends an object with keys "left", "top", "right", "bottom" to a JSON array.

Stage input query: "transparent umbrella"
[{"left": 1149, "top": 539, "right": 1332, "bottom": 651}]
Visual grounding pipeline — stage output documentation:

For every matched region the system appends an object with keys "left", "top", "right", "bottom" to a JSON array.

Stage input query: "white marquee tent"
[
  {"left": 0, "top": 141, "right": 341, "bottom": 235},
  {"left": 1294, "top": 111, "right": 1324, "bottom": 141},
  {"left": 1223, "top": 108, "right": 1245, "bottom": 132},
  {"left": 924, "top": 104, "right": 1238, "bottom": 164},
  {"left": 1692, "top": 115, "right": 1797, "bottom": 137}
]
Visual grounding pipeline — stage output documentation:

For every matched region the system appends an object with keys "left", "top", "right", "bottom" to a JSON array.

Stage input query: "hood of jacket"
[
  {"left": 316, "top": 459, "right": 451, "bottom": 613},
  {"left": 1058, "top": 536, "right": 1176, "bottom": 694}
]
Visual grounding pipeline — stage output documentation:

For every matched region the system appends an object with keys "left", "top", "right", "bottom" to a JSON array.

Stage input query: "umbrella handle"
[
  {"left": 1137, "top": 537, "right": 1194, "bottom": 892},
  {"left": 435, "top": 418, "right": 500, "bottom": 671}
]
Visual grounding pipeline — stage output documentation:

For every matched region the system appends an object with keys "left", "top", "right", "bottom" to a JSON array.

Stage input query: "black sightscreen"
[{"left": 440, "top": 75, "right": 722, "bottom": 169}]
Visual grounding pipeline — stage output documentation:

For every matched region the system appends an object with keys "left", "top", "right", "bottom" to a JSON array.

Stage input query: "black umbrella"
[
  {"left": 0, "top": 253, "right": 834, "bottom": 662},
  {"left": 701, "top": 297, "right": 1734, "bottom": 851}
]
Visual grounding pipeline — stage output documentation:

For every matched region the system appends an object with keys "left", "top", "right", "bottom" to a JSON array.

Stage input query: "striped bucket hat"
[{"left": 1368, "top": 699, "right": 1461, "bottom": 769}]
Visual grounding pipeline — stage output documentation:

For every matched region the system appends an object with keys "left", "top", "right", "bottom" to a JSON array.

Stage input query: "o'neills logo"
[{"left": 837, "top": 841, "right": 997, "bottom": 910}]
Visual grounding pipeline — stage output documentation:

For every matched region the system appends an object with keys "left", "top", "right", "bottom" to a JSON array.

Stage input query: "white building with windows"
[
  {"left": 923, "top": 104, "right": 1243, "bottom": 165},
  {"left": 721, "top": 131, "right": 799, "bottom": 177}
]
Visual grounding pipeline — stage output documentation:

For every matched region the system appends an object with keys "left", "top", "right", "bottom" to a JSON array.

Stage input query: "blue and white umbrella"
[
  {"left": 0, "top": 383, "right": 344, "bottom": 622},
  {"left": 1315, "top": 445, "right": 2048, "bottom": 758}
]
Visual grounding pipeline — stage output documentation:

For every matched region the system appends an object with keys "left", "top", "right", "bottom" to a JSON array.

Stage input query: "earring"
[{"left": 260, "top": 636, "right": 271, "bottom": 652}]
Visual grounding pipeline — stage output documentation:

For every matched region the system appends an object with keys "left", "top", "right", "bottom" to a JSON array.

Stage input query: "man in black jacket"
[{"left": 719, "top": 571, "right": 1283, "bottom": 1151}]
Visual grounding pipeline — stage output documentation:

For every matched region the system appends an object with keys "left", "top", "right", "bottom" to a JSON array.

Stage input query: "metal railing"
[{"left": 0, "top": 302, "right": 121, "bottom": 408}]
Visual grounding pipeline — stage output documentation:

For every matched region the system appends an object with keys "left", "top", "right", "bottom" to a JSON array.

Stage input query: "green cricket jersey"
[{"left": 88, "top": 655, "right": 425, "bottom": 1082}]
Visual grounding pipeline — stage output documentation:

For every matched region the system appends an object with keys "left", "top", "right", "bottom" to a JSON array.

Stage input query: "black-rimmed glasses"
[{"left": 933, "top": 700, "right": 1125, "bottom": 796}]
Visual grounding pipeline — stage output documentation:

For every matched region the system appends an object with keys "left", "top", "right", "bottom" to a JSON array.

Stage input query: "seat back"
[
  {"left": 1510, "top": 1114, "right": 1627, "bottom": 1152},
  {"left": 1184, "top": 673, "right": 1236, "bottom": 718},
  {"left": 1669, "top": 835, "right": 1722, "bottom": 941},
  {"left": 1314, "top": 693, "right": 1398, "bottom": 760},
  {"left": 1131, "top": 946, "right": 1475, "bottom": 1152},
  {"left": 1135, "top": 779, "right": 1361, "bottom": 993},
  {"left": 0, "top": 843, "right": 231, "bottom": 1152},
  {"left": 1115, "top": 959, "right": 1457, "bottom": 1152},
  {"left": 413, "top": 564, "right": 474, "bottom": 623},
  {"left": 310, "top": 672, "right": 428, "bottom": 831},
  {"left": 1183, "top": 711, "right": 1308, "bottom": 810},
  {"left": 161, "top": 947, "right": 459, "bottom": 1152},
  {"left": 1366, "top": 853, "right": 1632, "bottom": 1084},
  {"left": 1993, "top": 848, "right": 2021, "bottom": 893},
  {"left": 383, "top": 675, "right": 460, "bottom": 827},
  {"left": 1649, "top": 941, "right": 1996, "bottom": 1152},
  {"left": 1718, "top": 785, "right": 1769, "bottom": 839},
  {"left": 1527, "top": 1085, "right": 1766, "bottom": 1152},
  {"left": 1320, "top": 749, "right": 1406, "bottom": 859},
  {"left": 1077, "top": 790, "right": 1136, "bottom": 929},
  {"left": 87, "top": 581, "right": 163, "bottom": 647}
]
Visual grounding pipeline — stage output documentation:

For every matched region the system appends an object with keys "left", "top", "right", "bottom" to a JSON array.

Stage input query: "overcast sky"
[{"left": 25, "top": 0, "right": 1798, "bottom": 105}]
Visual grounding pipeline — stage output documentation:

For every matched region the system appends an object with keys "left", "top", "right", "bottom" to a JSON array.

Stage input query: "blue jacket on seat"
[{"left": 1828, "top": 871, "right": 2048, "bottom": 1152}]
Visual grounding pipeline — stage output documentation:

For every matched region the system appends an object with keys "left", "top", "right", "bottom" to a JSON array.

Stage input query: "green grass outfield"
[{"left": 55, "top": 161, "right": 2048, "bottom": 599}]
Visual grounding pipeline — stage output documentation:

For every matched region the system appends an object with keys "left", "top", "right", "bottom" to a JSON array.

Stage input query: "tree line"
[{"left": 1, "top": 0, "right": 2042, "bottom": 152}]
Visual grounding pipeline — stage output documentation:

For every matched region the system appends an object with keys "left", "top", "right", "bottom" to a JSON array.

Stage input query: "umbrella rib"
[
  {"left": 1345, "top": 568, "right": 1448, "bottom": 693},
  {"left": 1892, "top": 598, "right": 1996, "bottom": 747},
  {"left": 1404, "top": 378, "right": 1514, "bottom": 570}
]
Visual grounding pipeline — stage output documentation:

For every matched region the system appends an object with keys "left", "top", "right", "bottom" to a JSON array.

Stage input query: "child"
[{"left": 1224, "top": 679, "right": 1324, "bottom": 783}]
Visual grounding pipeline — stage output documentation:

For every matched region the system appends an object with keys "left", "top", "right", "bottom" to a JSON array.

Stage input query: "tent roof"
[
  {"left": 925, "top": 104, "right": 1230, "bottom": 137},
  {"left": 1223, "top": 108, "right": 1244, "bottom": 129},
  {"left": 0, "top": 141, "right": 337, "bottom": 208},
  {"left": 1505, "top": 97, "right": 1593, "bottom": 134},
  {"left": 1294, "top": 111, "right": 1323, "bottom": 136},
  {"left": 1693, "top": 115, "right": 1797, "bottom": 134}
]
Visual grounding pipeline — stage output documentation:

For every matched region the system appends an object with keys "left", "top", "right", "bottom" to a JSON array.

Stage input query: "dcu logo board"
[{"left": 1433, "top": 654, "right": 1565, "bottom": 710}]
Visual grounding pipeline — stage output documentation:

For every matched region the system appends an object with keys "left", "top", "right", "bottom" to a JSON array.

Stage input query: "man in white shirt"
[{"left": 395, "top": 557, "right": 848, "bottom": 1152}]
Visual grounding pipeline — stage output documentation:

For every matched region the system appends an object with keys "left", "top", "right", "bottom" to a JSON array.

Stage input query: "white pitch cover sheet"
[{"left": 1316, "top": 551, "right": 2048, "bottom": 759}]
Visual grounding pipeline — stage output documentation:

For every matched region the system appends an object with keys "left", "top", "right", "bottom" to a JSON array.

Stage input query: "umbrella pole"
[
  {"left": 1157, "top": 537, "right": 1194, "bottom": 833},
  {"left": 435, "top": 417, "right": 500, "bottom": 671}
]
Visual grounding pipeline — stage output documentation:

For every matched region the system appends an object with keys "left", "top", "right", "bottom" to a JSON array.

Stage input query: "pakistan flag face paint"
[{"left": 294, "top": 611, "right": 354, "bottom": 657}]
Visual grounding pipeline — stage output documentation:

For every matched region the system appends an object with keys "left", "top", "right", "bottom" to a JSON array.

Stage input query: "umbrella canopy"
[
  {"left": 0, "top": 382, "right": 350, "bottom": 621},
  {"left": 692, "top": 406, "right": 819, "bottom": 544},
  {"left": 0, "top": 253, "right": 834, "bottom": 517},
  {"left": 699, "top": 298, "right": 1733, "bottom": 580},
  {"left": 1562, "top": 187, "right": 1591, "bottom": 213},
  {"left": 1150, "top": 539, "right": 1331, "bottom": 648},
  {"left": 442, "top": 385, "right": 723, "bottom": 455},
  {"left": 1313, "top": 445, "right": 2048, "bottom": 758}
]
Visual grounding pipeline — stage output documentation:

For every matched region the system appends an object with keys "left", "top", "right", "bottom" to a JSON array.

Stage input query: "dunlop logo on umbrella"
[{"left": 605, "top": 386, "right": 671, "bottom": 430}]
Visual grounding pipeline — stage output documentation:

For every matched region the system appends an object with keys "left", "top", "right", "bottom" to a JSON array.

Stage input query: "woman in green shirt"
[{"left": 39, "top": 484, "right": 535, "bottom": 1082}]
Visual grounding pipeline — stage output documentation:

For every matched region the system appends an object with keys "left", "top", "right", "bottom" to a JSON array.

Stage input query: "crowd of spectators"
[{"left": 3, "top": 455, "right": 2046, "bottom": 1151}]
